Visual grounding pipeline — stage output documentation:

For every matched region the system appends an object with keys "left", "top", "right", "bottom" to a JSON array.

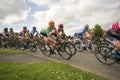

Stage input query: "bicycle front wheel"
[
  {"left": 28, "top": 41, "right": 37, "bottom": 52},
  {"left": 58, "top": 42, "right": 73, "bottom": 60},
  {"left": 94, "top": 45, "right": 116, "bottom": 65}
]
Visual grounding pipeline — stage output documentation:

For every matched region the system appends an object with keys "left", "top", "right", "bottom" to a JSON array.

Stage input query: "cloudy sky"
[{"left": 0, "top": 0, "right": 120, "bottom": 35}]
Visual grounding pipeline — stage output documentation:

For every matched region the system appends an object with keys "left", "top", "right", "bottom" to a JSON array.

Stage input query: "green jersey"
[{"left": 41, "top": 26, "right": 56, "bottom": 36}]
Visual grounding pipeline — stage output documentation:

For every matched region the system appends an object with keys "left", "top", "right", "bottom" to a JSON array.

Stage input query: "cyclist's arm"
[{"left": 55, "top": 29, "right": 60, "bottom": 37}]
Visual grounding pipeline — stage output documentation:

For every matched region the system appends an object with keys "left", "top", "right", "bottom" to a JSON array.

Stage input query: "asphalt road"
[
  {"left": 0, "top": 53, "right": 51, "bottom": 63},
  {"left": 31, "top": 50, "right": 120, "bottom": 80}
]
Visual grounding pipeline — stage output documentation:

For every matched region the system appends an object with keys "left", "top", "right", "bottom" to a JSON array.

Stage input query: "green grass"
[
  {"left": 0, "top": 48, "right": 27, "bottom": 54},
  {"left": 0, "top": 62, "right": 108, "bottom": 80}
]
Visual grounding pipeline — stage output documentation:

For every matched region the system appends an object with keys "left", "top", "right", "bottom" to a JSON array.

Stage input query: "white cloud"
[
  {"left": 30, "top": 0, "right": 120, "bottom": 35},
  {"left": 0, "top": 0, "right": 29, "bottom": 25}
]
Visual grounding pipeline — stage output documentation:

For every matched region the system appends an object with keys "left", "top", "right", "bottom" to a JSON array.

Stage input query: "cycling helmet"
[
  {"left": 111, "top": 22, "right": 119, "bottom": 30},
  {"left": 84, "top": 24, "right": 89, "bottom": 30},
  {"left": 33, "top": 26, "right": 36, "bottom": 30},
  {"left": 58, "top": 24, "right": 64, "bottom": 28},
  {"left": 10, "top": 28, "right": 13, "bottom": 31},
  {"left": 49, "top": 20, "right": 55, "bottom": 28},
  {"left": 84, "top": 24, "right": 89, "bottom": 28},
  {"left": 4, "top": 27, "right": 8, "bottom": 32},
  {"left": 23, "top": 26, "right": 27, "bottom": 30}
]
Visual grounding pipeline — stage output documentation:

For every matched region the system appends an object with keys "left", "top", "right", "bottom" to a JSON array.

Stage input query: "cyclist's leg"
[
  {"left": 43, "top": 37, "right": 49, "bottom": 45},
  {"left": 43, "top": 36, "right": 56, "bottom": 48},
  {"left": 48, "top": 36, "right": 56, "bottom": 49},
  {"left": 113, "top": 40, "right": 120, "bottom": 53},
  {"left": 81, "top": 37, "right": 87, "bottom": 49}
]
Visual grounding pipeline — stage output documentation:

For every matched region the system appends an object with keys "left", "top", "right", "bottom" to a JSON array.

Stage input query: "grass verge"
[
  {"left": 0, "top": 48, "right": 27, "bottom": 54},
  {"left": 0, "top": 62, "right": 108, "bottom": 80}
]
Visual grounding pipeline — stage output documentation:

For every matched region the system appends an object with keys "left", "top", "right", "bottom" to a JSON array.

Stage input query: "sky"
[{"left": 0, "top": 0, "right": 120, "bottom": 35}]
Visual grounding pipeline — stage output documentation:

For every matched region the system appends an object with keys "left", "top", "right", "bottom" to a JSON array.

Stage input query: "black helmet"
[
  {"left": 10, "top": 28, "right": 13, "bottom": 30},
  {"left": 33, "top": 26, "right": 36, "bottom": 29},
  {"left": 23, "top": 26, "right": 27, "bottom": 30},
  {"left": 4, "top": 27, "right": 8, "bottom": 31}
]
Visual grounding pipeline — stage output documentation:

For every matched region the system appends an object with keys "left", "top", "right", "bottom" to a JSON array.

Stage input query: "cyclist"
[
  {"left": 19, "top": 26, "right": 29, "bottom": 41},
  {"left": 77, "top": 24, "right": 89, "bottom": 47},
  {"left": 0, "top": 32, "right": 4, "bottom": 47},
  {"left": 40, "top": 20, "right": 60, "bottom": 53},
  {"left": 9, "top": 28, "right": 15, "bottom": 40},
  {"left": 77, "top": 24, "right": 89, "bottom": 39},
  {"left": 104, "top": 21, "right": 120, "bottom": 59},
  {"left": 51, "top": 24, "right": 66, "bottom": 38},
  {"left": 30, "top": 26, "right": 39, "bottom": 41},
  {"left": 1, "top": 27, "right": 10, "bottom": 47},
  {"left": 2, "top": 27, "right": 10, "bottom": 41}
]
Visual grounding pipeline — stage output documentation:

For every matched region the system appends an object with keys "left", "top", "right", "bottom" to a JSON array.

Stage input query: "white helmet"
[{"left": 84, "top": 24, "right": 89, "bottom": 29}]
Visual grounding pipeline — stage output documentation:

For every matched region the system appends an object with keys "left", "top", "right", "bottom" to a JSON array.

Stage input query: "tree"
[{"left": 93, "top": 24, "right": 104, "bottom": 39}]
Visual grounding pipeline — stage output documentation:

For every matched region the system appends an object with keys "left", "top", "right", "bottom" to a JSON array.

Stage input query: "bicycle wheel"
[
  {"left": 58, "top": 42, "right": 72, "bottom": 60},
  {"left": 43, "top": 45, "right": 51, "bottom": 56},
  {"left": 36, "top": 38, "right": 51, "bottom": 56},
  {"left": 67, "top": 42, "right": 76, "bottom": 56},
  {"left": 94, "top": 45, "right": 116, "bottom": 65},
  {"left": 28, "top": 41, "right": 37, "bottom": 52}
]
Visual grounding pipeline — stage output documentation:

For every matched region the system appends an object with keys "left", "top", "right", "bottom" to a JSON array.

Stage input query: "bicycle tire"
[
  {"left": 28, "top": 41, "right": 37, "bottom": 52},
  {"left": 94, "top": 45, "right": 116, "bottom": 65},
  {"left": 67, "top": 42, "right": 76, "bottom": 56},
  {"left": 58, "top": 42, "right": 73, "bottom": 60}
]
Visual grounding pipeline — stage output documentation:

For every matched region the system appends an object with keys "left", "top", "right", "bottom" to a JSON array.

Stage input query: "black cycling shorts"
[{"left": 40, "top": 32, "right": 47, "bottom": 37}]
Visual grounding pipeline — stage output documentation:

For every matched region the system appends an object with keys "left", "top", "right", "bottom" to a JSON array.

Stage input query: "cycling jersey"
[
  {"left": 20, "top": 31, "right": 28, "bottom": 37},
  {"left": 30, "top": 29, "right": 38, "bottom": 36},
  {"left": 77, "top": 29, "right": 87, "bottom": 39},
  {"left": 51, "top": 28, "right": 64, "bottom": 37},
  {"left": 41, "top": 26, "right": 56, "bottom": 36}
]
